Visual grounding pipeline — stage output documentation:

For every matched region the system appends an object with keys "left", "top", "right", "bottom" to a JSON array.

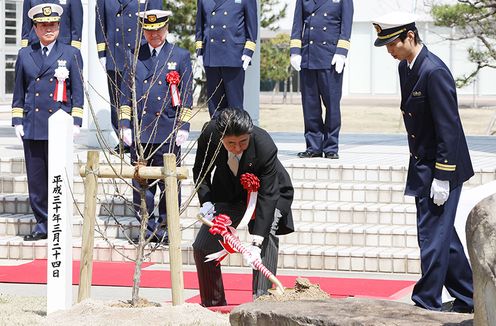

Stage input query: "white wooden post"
[{"left": 47, "top": 110, "right": 74, "bottom": 314}]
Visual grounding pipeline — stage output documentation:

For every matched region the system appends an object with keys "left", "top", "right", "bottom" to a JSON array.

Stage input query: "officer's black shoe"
[
  {"left": 24, "top": 232, "right": 48, "bottom": 241},
  {"left": 441, "top": 300, "right": 474, "bottom": 313},
  {"left": 114, "top": 144, "right": 130, "bottom": 153},
  {"left": 297, "top": 150, "right": 322, "bottom": 158},
  {"left": 324, "top": 153, "right": 340, "bottom": 159}
]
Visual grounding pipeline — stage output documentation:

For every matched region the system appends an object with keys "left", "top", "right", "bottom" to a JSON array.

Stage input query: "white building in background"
[
  {"left": 269, "top": 0, "right": 496, "bottom": 99},
  {"left": 0, "top": 0, "right": 494, "bottom": 104}
]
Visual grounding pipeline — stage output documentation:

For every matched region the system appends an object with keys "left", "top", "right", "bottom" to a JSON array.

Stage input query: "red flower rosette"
[
  {"left": 166, "top": 71, "right": 181, "bottom": 107},
  {"left": 236, "top": 173, "right": 260, "bottom": 226},
  {"left": 240, "top": 173, "right": 260, "bottom": 192}
]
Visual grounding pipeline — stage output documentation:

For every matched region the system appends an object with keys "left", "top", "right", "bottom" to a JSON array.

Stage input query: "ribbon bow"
[
  {"left": 166, "top": 71, "right": 181, "bottom": 107},
  {"left": 53, "top": 62, "right": 69, "bottom": 102},
  {"left": 237, "top": 173, "right": 260, "bottom": 227},
  {"left": 205, "top": 214, "right": 239, "bottom": 265}
]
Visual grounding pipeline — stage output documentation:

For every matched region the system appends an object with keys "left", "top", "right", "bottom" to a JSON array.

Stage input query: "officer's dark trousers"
[
  {"left": 204, "top": 67, "right": 245, "bottom": 118},
  {"left": 23, "top": 140, "right": 49, "bottom": 234},
  {"left": 106, "top": 70, "right": 122, "bottom": 133},
  {"left": 300, "top": 68, "right": 343, "bottom": 155},
  {"left": 411, "top": 186, "right": 474, "bottom": 311},
  {"left": 130, "top": 143, "right": 180, "bottom": 238},
  {"left": 192, "top": 202, "right": 280, "bottom": 306}
]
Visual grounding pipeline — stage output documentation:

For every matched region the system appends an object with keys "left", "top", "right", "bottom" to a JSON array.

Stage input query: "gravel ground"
[{"left": 0, "top": 294, "right": 229, "bottom": 326}]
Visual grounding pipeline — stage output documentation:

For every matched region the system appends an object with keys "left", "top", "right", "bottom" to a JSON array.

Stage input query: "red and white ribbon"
[
  {"left": 53, "top": 65, "right": 69, "bottom": 102},
  {"left": 166, "top": 71, "right": 181, "bottom": 107}
]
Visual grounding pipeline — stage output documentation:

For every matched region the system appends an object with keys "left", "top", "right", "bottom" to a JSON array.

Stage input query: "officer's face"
[
  {"left": 222, "top": 134, "right": 251, "bottom": 156},
  {"left": 385, "top": 31, "right": 416, "bottom": 62},
  {"left": 144, "top": 26, "right": 168, "bottom": 49},
  {"left": 33, "top": 22, "right": 60, "bottom": 45}
]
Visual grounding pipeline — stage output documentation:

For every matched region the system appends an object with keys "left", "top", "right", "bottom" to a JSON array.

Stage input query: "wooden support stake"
[
  {"left": 79, "top": 165, "right": 188, "bottom": 180},
  {"left": 78, "top": 151, "right": 100, "bottom": 302},
  {"left": 164, "top": 153, "right": 184, "bottom": 305}
]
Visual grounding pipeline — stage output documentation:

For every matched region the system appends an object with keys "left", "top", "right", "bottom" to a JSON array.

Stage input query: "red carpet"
[{"left": 0, "top": 259, "right": 415, "bottom": 310}]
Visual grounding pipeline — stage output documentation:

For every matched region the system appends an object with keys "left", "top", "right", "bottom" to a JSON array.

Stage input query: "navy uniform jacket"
[
  {"left": 22, "top": 0, "right": 83, "bottom": 49},
  {"left": 290, "top": 0, "right": 353, "bottom": 69},
  {"left": 119, "top": 43, "right": 193, "bottom": 144},
  {"left": 399, "top": 46, "right": 474, "bottom": 197},
  {"left": 11, "top": 41, "right": 84, "bottom": 140},
  {"left": 193, "top": 121, "right": 295, "bottom": 238},
  {"left": 95, "top": 0, "right": 163, "bottom": 72},
  {"left": 195, "top": 0, "right": 257, "bottom": 67}
]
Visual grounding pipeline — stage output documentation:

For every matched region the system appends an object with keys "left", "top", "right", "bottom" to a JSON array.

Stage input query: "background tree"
[
  {"left": 261, "top": 0, "right": 287, "bottom": 30},
  {"left": 431, "top": 1, "right": 496, "bottom": 87},
  {"left": 260, "top": 33, "right": 291, "bottom": 102}
]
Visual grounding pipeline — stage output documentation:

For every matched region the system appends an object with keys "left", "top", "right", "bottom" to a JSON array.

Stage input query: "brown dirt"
[{"left": 256, "top": 278, "right": 330, "bottom": 302}]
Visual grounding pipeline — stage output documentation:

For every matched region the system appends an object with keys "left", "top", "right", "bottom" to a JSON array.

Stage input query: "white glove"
[
  {"left": 241, "top": 55, "right": 251, "bottom": 70},
  {"left": 99, "top": 57, "right": 106, "bottom": 70},
  {"left": 243, "top": 244, "right": 262, "bottom": 269},
  {"left": 14, "top": 125, "right": 24, "bottom": 141},
  {"left": 331, "top": 54, "right": 346, "bottom": 74},
  {"left": 120, "top": 127, "right": 133, "bottom": 146},
  {"left": 73, "top": 125, "right": 80, "bottom": 138},
  {"left": 290, "top": 54, "right": 301, "bottom": 71},
  {"left": 175, "top": 129, "right": 189, "bottom": 146},
  {"left": 199, "top": 201, "right": 215, "bottom": 221},
  {"left": 430, "top": 178, "right": 450, "bottom": 206},
  {"left": 197, "top": 55, "right": 203, "bottom": 68}
]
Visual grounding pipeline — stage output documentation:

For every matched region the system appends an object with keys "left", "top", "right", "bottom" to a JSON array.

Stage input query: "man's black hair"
[
  {"left": 216, "top": 108, "right": 254, "bottom": 136},
  {"left": 398, "top": 28, "right": 422, "bottom": 45}
]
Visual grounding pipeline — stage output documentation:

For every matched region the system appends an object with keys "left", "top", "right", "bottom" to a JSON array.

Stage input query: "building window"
[
  {"left": 5, "top": 54, "right": 16, "bottom": 94},
  {"left": 5, "top": 1, "right": 17, "bottom": 45}
]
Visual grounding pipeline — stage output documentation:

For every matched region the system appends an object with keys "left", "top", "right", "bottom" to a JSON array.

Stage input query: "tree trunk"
[{"left": 131, "top": 187, "right": 149, "bottom": 306}]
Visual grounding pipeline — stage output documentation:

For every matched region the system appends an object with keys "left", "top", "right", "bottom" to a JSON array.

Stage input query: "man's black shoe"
[
  {"left": 24, "top": 232, "right": 47, "bottom": 241},
  {"left": 297, "top": 151, "right": 322, "bottom": 158},
  {"left": 114, "top": 144, "right": 130, "bottom": 153},
  {"left": 441, "top": 300, "right": 473, "bottom": 313},
  {"left": 325, "top": 152, "right": 340, "bottom": 159}
]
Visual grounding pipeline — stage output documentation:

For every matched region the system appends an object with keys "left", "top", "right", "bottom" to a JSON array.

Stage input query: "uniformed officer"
[
  {"left": 119, "top": 9, "right": 193, "bottom": 243},
  {"left": 95, "top": 0, "right": 162, "bottom": 149},
  {"left": 22, "top": 0, "right": 83, "bottom": 49},
  {"left": 195, "top": 0, "right": 257, "bottom": 117},
  {"left": 373, "top": 12, "right": 474, "bottom": 313},
  {"left": 12, "top": 3, "right": 84, "bottom": 241},
  {"left": 290, "top": 0, "right": 353, "bottom": 159}
]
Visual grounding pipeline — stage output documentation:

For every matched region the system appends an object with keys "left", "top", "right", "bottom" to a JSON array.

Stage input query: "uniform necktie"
[
  {"left": 152, "top": 49, "right": 157, "bottom": 57},
  {"left": 43, "top": 46, "right": 48, "bottom": 58},
  {"left": 227, "top": 152, "right": 239, "bottom": 176}
]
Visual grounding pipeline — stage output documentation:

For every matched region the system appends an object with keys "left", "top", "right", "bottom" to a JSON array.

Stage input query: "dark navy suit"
[
  {"left": 119, "top": 42, "right": 193, "bottom": 238},
  {"left": 192, "top": 121, "right": 294, "bottom": 306},
  {"left": 95, "top": 0, "right": 163, "bottom": 131},
  {"left": 22, "top": 0, "right": 83, "bottom": 49},
  {"left": 11, "top": 41, "right": 84, "bottom": 234},
  {"left": 399, "top": 46, "right": 474, "bottom": 311},
  {"left": 290, "top": 0, "right": 353, "bottom": 155},
  {"left": 195, "top": 0, "right": 257, "bottom": 117}
]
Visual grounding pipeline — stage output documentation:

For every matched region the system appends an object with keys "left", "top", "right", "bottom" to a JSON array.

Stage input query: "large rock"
[
  {"left": 466, "top": 193, "right": 496, "bottom": 326},
  {"left": 230, "top": 298, "right": 473, "bottom": 325}
]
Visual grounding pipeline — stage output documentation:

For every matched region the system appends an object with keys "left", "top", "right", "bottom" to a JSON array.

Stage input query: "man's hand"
[
  {"left": 243, "top": 244, "right": 261, "bottom": 269},
  {"left": 99, "top": 57, "right": 106, "bottom": 70},
  {"left": 14, "top": 125, "right": 24, "bottom": 141},
  {"left": 241, "top": 55, "right": 251, "bottom": 70},
  {"left": 331, "top": 54, "right": 346, "bottom": 74},
  {"left": 175, "top": 130, "right": 189, "bottom": 146},
  {"left": 290, "top": 54, "right": 302, "bottom": 71},
  {"left": 430, "top": 178, "right": 450, "bottom": 206},
  {"left": 199, "top": 201, "right": 215, "bottom": 221},
  {"left": 73, "top": 125, "right": 80, "bottom": 138},
  {"left": 197, "top": 55, "right": 203, "bottom": 68},
  {"left": 120, "top": 127, "right": 133, "bottom": 147}
]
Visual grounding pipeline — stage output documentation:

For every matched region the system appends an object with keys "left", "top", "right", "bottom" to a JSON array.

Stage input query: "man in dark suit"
[
  {"left": 373, "top": 12, "right": 474, "bottom": 313},
  {"left": 193, "top": 108, "right": 294, "bottom": 306},
  {"left": 195, "top": 0, "right": 257, "bottom": 117},
  {"left": 12, "top": 3, "right": 84, "bottom": 241},
  {"left": 95, "top": 0, "right": 162, "bottom": 150},
  {"left": 119, "top": 9, "right": 193, "bottom": 244},
  {"left": 290, "top": 0, "right": 353, "bottom": 159},
  {"left": 22, "top": 0, "right": 83, "bottom": 49}
]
